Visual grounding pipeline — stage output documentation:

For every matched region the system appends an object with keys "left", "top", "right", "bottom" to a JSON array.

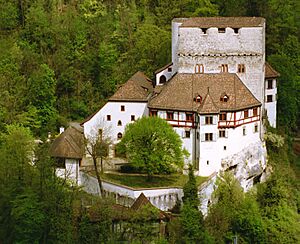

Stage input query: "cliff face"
[{"left": 199, "top": 141, "right": 268, "bottom": 215}]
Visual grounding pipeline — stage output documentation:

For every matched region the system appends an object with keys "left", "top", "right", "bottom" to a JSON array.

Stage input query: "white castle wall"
[
  {"left": 176, "top": 26, "right": 265, "bottom": 103},
  {"left": 84, "top": 101, "right": 148, "bottom": 143},
  {"left": 265, "top": 78, "right": 277, "bottom": 127}
]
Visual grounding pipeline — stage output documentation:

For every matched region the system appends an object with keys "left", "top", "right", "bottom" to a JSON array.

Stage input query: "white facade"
[
  {"left": 56, "top": 158, "right": 81, "bottom": 185},
  {"left": 84, "top": 101, "right": 148, "bottom": 143},
  {"left": 264, "top": 78, "right": 277, "bottom": 127}
]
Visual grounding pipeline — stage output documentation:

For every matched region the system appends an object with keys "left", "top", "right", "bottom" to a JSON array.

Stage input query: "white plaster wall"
[
  {"left": 198, "top": 115, "right": 261, "bottom": 176},
  {"left": 173, "top": 127, "right": 194, "bottom": 163},
  {"left": 156, "top": 65, "right": 173, "bottom": 86},
  {"left": 84, "top": 101, "right": 148, "bottom": 143},
  {"left": 55, "top": 158, "right": 80, "bottom": 185},
  {"left": 265, "top": 78, "right": 277, "bottom": 127}
]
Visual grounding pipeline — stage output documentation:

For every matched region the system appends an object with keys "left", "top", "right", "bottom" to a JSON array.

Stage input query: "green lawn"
[{"left": 101, "top": 173, "right": 208, "bottom": 189}]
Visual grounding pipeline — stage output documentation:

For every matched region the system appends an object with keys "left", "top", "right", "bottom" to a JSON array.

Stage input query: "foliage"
[
  {"left": 118, "top": 116, "right": 186, "bottom": 178},
  {"left": 264, "top": 131, "right": 285, "bottom": 148}
]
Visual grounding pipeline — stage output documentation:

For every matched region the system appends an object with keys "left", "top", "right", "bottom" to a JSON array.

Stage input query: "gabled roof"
[
  {"left": 154, "top": 62, "right": 173, "bottom": 74},
  {"left": 49, "top": 125, "right": 84, "bottom": 159},
  {"left": 198, "top": 92, "right": 219, "bottom": 114},
  {"left": 179, "top": 17, "right": 265, "bottom": 28},
  {"left": 109, "top": 71, "right": 153, "bottom": 102},
  {"left": 131, "top": 193, "right": 152, "bottom": 211},
  {"left": 265, "top": 62, "right": 280, "bottom": 78},
  {"left": 148, "top": 73, "right": 261, "bottom": 113}
]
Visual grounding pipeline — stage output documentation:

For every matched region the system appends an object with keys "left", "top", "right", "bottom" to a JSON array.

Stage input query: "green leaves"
[{"left": 119, "top": 116, "right": 185, "bottom": 178}]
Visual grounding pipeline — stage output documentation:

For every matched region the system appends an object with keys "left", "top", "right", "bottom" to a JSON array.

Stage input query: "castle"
[{"left": 83, "top": 17, "right": 278, "bottom": 178}]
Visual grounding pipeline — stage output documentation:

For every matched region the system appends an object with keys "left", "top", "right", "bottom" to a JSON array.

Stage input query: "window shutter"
[
  {"left": 201, "top": 116, "right": 205, "bottom": 125},
  {"left": 225, "top": 130, "right": 229, "bottom": 138},
  {"left": 182, "top": 131, "right": 185, "bottom": 138},
  {"left": 201, "top": 133, "right": 205, "bottom": 142},
  {"left": 213, "top": 133, "right": 217, "bottom": 141},
  {"left": 213, "top": 116, "right": 217, "bottom": 125}
]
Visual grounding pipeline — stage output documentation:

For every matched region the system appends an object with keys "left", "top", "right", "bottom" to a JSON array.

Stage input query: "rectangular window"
[
  {"left": 221, "top": 64, "right": 228, "bottom": 72},
  {"left": 218, "top": 28, "right": 226, "bottom": 33},
  {"left": 253, "top": 108, "right": 258, "bottom": 117},
  {"left": 238, "top": 64, "right": 245, "bottom": 73},
  {"left": 219, "top": 130, "right": 226, "bottom": 138},
  {"left": 254, "top": 124, "right": 258, "bottom": 133},
  {"left": 167, "top": 111, "right": 174, "bottom": 120},
  {"left": 205, "top": 133, "right": 213, "bottom": 141},
  {"left": 205, "top": 116, "right": 213, "bottom": 125},
  {"left": 150, "top": 110, "right": 157, "bottom": 116},
  {"left": 186, "top": 113, "right": 193, "bottom": 121},
  {"left": 195, "top": 64, "right": 204, "bottom": 74},
  {"left": 267, "top": 80, "right": 273, "bottom": 89},
  {"left": 107, "top": 115, "right": 111, "bottom": 121},
  {"left": 243, "top": 127, "right": 246, "bottom": 136},
  {"left": 219, "top": 113, "right": 226, "bottom": 121},
  {"left": 185, "top": 131, "right": 191, "bottom": 138},
  {"left": 131, "top": 115, "right": 135, "bottom": 121},
  {"left": 168, "top": 67, "right": 172, "bottom": 72},
  {"left": 121, "top": 105, "right": 125, "bottom": 111},
  {"left": 244, "top": 110, "right": 249, "bottom": 119},
  {"left": 267, "top": 95, "right": 273, "bottom": 103}
]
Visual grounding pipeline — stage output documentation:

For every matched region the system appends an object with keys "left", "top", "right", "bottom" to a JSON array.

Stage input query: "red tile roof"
[{"left": 265, "top": 62, "right": 280, "bottom": 78}]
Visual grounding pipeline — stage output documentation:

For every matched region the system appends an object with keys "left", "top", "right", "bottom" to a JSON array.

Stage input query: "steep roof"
[
  {"left": 180, "top": 17, "right": 265, "bottom": 28},
  {"left": 109, "top": 71, "right": 153, "bottom": 102},
  {"left": 154, "top": 62, "right": 173, "bottom": 74},
  {"left": 265, "top": 62, "right": 280, "bottom": 78},
  {"left": 49, "top": 125, "right": 84, "bottom": 159},
  {"left": 148, "top": 73, "right": 261, "bottom": 113}
]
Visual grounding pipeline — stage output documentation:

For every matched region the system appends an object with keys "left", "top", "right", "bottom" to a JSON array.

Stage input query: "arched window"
[
  {"left": 117, "top": 120, "right": 122, "bottom": 126},
  {"left": 195, "top": 64, "right": 204, "bottom": 74},
  {"left": 117, "top": 133, "right": 122, "bottom": 139},
  {"left": 159, "top": 75, "right": 166, "bottom": 84}
]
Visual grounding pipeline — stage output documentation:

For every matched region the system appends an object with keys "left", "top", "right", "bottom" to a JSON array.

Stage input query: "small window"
[
  {"left": 267, "top": 95, "right": 273, "bottom": 103},
  {"left": 197, "top": 132, "right": 199, "bottom": 140},
  {"left": 202, "top": 28, "right": 207, "bottom": 34},
  {"left": 150, "top": 110, "right": 157, "bottom": 117},
  {"left": 117, "top": 133, "right": 122, "bottom": 139},
  {"left": 167, "top": 112, "right": 174, "bottom": 120},
  {"left": 238, "top": 64, "right": 245, "bottom": 73},
  {"left": 195, "top": 64, "right": 204, "bottom": 74},
  {"left": 205, "top": 133, "right": 213, "bottom": 141},
  {"left": 55, "top": 158, "right": 65, "bottom": 169},
  {"left": 243, "top": 127, "right": 246, "bottom": 136},
  {"left": 220, "top": 95, "right": 229, "bottom": 102},
  {"left": 224, "top": 146, "right": 227, "bottom": 150},
  {"left": 254, "top": 124, "right": 258, "bottom": 133},
  {"left": 233, "top": 28, "right": 239, "bottom": 34},
  {"left": 253, "top": 108, "right": 258, "bottom": 117},
  {"left": 159, "top": 75, "right": 166, "bottom": 84},
  {"left": 186, "top": 113, "right": 193, "bottom": 121},
  {"left": 205, "top": 116, "right": 213, "bottom": 125},
  {"left": 207, "top": 160, "right": 209, "bottom": 165},
  {"left": 194, "top": 95, "right": 202, "bottom": 103},
  {"left": 267, "top": 80, "right": 273, "bottom": 89},
  {"left": 107, "top": 115, "right": 111, "bottom": 121},
  {"left": 218, "top": 28, "right": 226, "bottom": 33},
  {"left": 121, "top": 105, "right": 125, "bottom": 111},
  {"left": 168, "top": 67, "right": 172, "bottom": 72},
  {"left": 185, "top": 131, "right": 191, "bottom": 138},
  {"left": 117, "top": 120, "right": 122, "bottom": 126},
  {"left": 244, "top": 110, "right": 249, "bottom": 119},
  {"left": 221, "top": 64, "right": 228, "bottom": 72},
  {"left": 219, "top": 130, "right": 226, "bottom": 138},
  {"left": 131, "top": 115, "right": 135, "bottom": 121},
  {"left": 219, "top": 113, "right": 226, "bottom": 121}
]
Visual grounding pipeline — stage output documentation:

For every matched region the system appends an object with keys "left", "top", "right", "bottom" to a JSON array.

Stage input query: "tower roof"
[
  {"left": 179, "top": 17, "right": 265, "bottom": 28},
  {"left": 265, "top": 62, "right": 280, "bottom": 78}
]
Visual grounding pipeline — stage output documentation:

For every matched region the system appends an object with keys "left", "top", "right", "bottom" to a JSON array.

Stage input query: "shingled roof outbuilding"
[
  {"left": 148, "top": 73, "right": 261, "bottom": 113},
  {"left": 50, "top": 125, "right": 84, "bottom": 159}
]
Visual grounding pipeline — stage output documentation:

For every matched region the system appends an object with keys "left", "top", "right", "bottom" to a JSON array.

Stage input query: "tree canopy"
[{"left": 117, "top": 116, "right": 187, "bottom": 178}]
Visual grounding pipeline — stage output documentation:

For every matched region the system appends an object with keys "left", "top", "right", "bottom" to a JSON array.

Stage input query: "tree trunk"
[
  {"left": 93, "top": 157, "right": 104, "bottom": 197},
  {"left": 100, "top": 157, "right": 104, "bottom": 174}
]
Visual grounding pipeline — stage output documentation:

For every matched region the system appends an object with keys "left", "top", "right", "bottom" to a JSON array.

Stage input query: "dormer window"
[
  {"left": 220, "top": 94, "right": 229, "bottom": 102},
  {"left": 194, "top": 95, "right": 202, "bottom": 103}
]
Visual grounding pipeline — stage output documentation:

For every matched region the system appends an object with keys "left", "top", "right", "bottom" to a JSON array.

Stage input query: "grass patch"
[{"left": 101, "top": 173, "right": 208, "bottom": 189}]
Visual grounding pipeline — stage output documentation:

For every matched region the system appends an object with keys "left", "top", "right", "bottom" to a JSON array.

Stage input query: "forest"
[{"left": 0, "top": 0, "right": 299, "bottom": 243}]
